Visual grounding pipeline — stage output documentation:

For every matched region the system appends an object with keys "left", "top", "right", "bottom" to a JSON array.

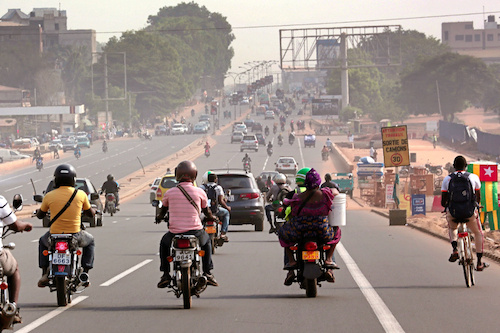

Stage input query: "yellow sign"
[{"left": 381, "top": 125, "right": 410, "bottom": 167}]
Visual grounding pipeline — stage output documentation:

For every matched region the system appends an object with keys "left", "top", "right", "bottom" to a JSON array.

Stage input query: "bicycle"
[{"left": 456, "top": 221, "right": 475, "bottom": 288}]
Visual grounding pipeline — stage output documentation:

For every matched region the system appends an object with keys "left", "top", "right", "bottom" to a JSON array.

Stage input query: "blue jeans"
[{"left": 216, "top": 207, "right": 230, "bottom": 233}]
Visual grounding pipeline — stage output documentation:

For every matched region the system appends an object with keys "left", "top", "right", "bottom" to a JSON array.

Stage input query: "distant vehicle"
[
  {"left": 76, "top": 136, "right": 91, "bottom": 148},
  {"left": 240, "top": 98, "right": 250, "bottom": 105},
  {"left": 0, "top": 149, "right": 30, "bottom": 163},
  {"left": 259, "top": 171, "right": 280, "bottom": 183},
  {"left": 275, "top": 156, "right": 299, "bottom": 174},
  {"left": 155, "top": 125, "right": 168, "bottom": 136},
  {"left": 149, "top": 177, "right": 161, "bottom": 203},
  {"left": 240, "top": 134, "right": 259, "bottom": 152},
  {"left": 331, "top": 173, "right": 354, "bottom": 199},
  {"left": 232, "top": 122, "right": 244, "bottom": 131},
  {"left": 255, "top": 132, "right": 266, "bottom": 146},
  {"left": 199, "top": 114, "right": 211, "bottom": 123},
  {"left": 234, "top": 123, "right": 247, "bottom": 134},
  {"left": 304, "top": 134, "right": 316, "bottom": 148},
  {"left": 171, "top": 123, "right": 186, "bottom": 135},
  {"left": 231, "top": 131, "right": 244, "bottom": 143},
  {"left": 256, "top": 105, "right": 267, "bottom": 116},
  {"left": 243, "top": 118, "right": 255, "bottom": 129},
  {"left": 193, "top": 122, "right": 208, "bottom": 134},
  {"left": 259, "top": 93, "right": 270, "bottom": 105},
  {"left": 12, "top": 138, "right": 33, "bottom": 149},
  {"left": 62, "top": 138, "right": 78, "bottom": 152},
  {"left": 252, "top": 122, "right": 263, "bottom": 132},
  {"left": 265, "top": 110, "right": 275, "bottom": 120},
  {"left": 48, "top": 139, "right": 63, "bottom": 151}
]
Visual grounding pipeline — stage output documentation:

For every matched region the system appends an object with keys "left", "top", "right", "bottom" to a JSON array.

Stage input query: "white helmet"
[
  {"left": 274, "top": 173, "right": 287, "bottom": 184},
  {"left": 202, "top": 171, "right": 212, "bottom": 184}
]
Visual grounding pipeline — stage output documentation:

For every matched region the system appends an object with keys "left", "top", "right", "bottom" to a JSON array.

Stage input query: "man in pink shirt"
[{"left": 155, "top": 160, "right": 218, "bottom": 288}]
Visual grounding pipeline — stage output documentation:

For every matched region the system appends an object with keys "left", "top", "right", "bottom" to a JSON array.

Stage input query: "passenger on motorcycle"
[
  {"left": 321, "top": 145, "right": 329, "bottom": 154},
  {"left": 0, "top": 195, "right": 33, "bottom": 324},
  {"left": 265, "top": 173, "right": 291, "bottom": 234},
  {"left": 101, "top": 174, "right": 120, "bottom": 208},
  {"left": 325, "top": 138, "right": 332, "bottom": 151},
  {"left": 267, "top": 141, "right": 273, "bottom": 150},
  {"left": 200, "top": 172, "right": 231, "bottom": 241},
  {"left": 156, "top": 161, "right": 218, "bottom": 288},
  {"left": 278, "top": 167, "right": 341, "bottom": 285},
  {"left": 36, "top": 164, "right": 95, "bottom": 288}
]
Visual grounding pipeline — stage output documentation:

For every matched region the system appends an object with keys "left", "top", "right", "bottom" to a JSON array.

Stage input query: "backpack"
[
  {"left": 448, "top": 172, "right": 476, "bottom": 220},
  {"left": 274, "top": 186, "right": 291, "bottom": 219},
  {"left": 206, "top": 184, "right": 219, "bottom": 214}
]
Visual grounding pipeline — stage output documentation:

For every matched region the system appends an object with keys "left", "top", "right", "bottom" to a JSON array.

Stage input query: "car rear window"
[
  {"left": 279, "top": 158, "right": 294, "bottom": 163},
  {"left": 161, "top": 177, "right": 178, "bottom": 188},
  {"left": 217, "top": 175, "right": 253, "bottom": 189},
  {"left": 243, "top": 136, "right": 255, "bottom": 141}
]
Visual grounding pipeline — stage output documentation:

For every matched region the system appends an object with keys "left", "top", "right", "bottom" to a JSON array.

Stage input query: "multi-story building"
[{"left": 442, "top": 15, "right": 500, "bottom": 64}]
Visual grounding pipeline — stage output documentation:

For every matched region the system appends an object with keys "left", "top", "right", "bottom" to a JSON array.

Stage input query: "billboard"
[
  {"left": 311, "top": 95, "right": 341, "bottom": 117},
  {"left": 316, "top": 39, "right": 340, "bottom": 68}
]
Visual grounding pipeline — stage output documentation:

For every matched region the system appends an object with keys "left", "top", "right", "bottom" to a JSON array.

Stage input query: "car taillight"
[
  {"left": 240, "top": 193, "right": 259, "bottom": 200},
  {"left": 56, "top": 241, "right": 69, "bottom": 252},
  {"left": 176, "top": 239, "right": 191, "bottom": 248},
  {"left": 156, "top": 188, "right": 162, "bottom": 198},
  {"left": 255, "top": 140, "right": 258, "bottom": 143},
  {"left": 304, "top": 242, "right": 318, "bottom": 251}
]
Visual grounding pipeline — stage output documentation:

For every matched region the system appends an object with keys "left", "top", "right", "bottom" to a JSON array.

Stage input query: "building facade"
[{"left": 442, "top": 15, "right": 500, "bottom": 64}]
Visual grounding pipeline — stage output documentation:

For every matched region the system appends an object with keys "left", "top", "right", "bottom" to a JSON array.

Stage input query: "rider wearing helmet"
[
  {"left": 242, "top": 153, "right": 252, "bottom": 164},
  {"left": 101, "top": 174, "right": 120, "bottom": 207},
  {"left": 155, "top": 161, "right": 218, "bottom": 288},
  {"left": 200, "top": 171, "right": 231, "bottom": 241},
  {"left": 264, "top": 173, "right": 292, "bottom": 233},
  {"left": 36, "top": 164, "right": 96, "bottom": 288}
]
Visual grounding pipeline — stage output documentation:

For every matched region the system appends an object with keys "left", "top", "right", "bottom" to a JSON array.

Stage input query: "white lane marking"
[
  {"left": 112, "top": 221, "right": 117, "bottom": 224},
  {"left": 125, "top": 218, "right": 130, "bottom": 221},
  {"left": 100, "top": 259, "right": 153, "bottom": 287},
  {"left": 5, "top": 185, "right": 22, "bottom": 192},
  {"left": 337, "top": 243, "right": 405, "bottom": 333},
  {"left": 31, "top": 240, "right": 38, "bottom": 243},
  {"left": 16, "top": 296, "right": 88, "bottom": 333},
  {"left": 262, "top": 137, "right": 274, "bottom": 171},
  {"left": 297, "top": 135, "right": 305, "bottom": 167}
]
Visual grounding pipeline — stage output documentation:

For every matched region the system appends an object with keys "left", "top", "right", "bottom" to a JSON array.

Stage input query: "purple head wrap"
[{"left": 305, "top": 168, "right": 321, "bottom": 190}]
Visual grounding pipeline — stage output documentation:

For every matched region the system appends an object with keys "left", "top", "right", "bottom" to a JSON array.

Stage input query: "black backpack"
[
  {"left": 206, "top": 184, "right": 219, "bottom": 214},
  {"left": 448, "top": 172, "right": 476, "bottom": 220}
]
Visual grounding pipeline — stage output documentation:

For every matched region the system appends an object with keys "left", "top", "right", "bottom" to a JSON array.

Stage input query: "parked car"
[
  {"left": 193, "top": 122, "right": 208, "bottom": 134},
  {"left": 255, "top": 133, "right": 266, "bottom": 146},
  {"left": 275, "top": 156, "right": 299, "bottom": 174},
  {"left": 231, "top": 131, "right": 244, "bottom": 143},
  {"left": 240, "top": 134, "right": 259, "bottom": 152},
  {"left": 212, "top": 169, "right": 264, "bottom": 231},
  {"left": 0, "top": 149, "right": 30, "bottom": 163},
  {"left": 35, "top": 178, "right": 103, "bottom": 227},
  {"left": 171, "top": 123, "right": 186, "bottom": 135},
  {"left": 155, "top": 125, "right": 168, "bottom": 136},
  {"left": 76, "top": 136, "right": 91, "bottom": 148},
  {"left": 62, "top": 138, "right": 78, "bottom": 152},
  {"left": 234, "top": 123, "right": 247, "bottom": 134}
]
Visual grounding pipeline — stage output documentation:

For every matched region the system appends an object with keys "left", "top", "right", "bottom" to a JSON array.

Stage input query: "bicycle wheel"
[
  {"left": 465, "top": 236, "right": 475, "bottom": 286},
  {"left": 462, "top": 237, "right": 473, "bottom": 288}
]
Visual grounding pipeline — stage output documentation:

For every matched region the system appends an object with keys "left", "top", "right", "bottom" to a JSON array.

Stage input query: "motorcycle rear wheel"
[
  {"left": 181, "top": 267, "right": 191, "bottom": 309},
  {"left": 56, "top": 276, "right": 68, "bottom": 306},
  {"left": 305, "top": 278, "right": 317, "bottom": 298}
]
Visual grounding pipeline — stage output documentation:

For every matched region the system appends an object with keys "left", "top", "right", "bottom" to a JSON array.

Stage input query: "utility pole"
[{"left": 104, "top": 53, "right": 109, "bottom": 127}]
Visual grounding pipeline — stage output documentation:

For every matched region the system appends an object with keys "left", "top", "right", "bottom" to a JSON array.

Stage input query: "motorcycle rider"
[
  {"left": 242, "top": 153, "right": 252, "bottom": 168},
  {"left": 325, "top": 138, "right": 332, "bottom": 151},
  {"left": 264, "top": 125, "right": 270, "bottom": 136},
  {"left": 200, "top": 172, "right": 231, "bottom": 241},
  {"left": 101, "top": 174, "right": 120, "bottom": 209},
  {"left": 52, "top": 144, "right": 59, "bottom": 159},
  {"left": 156, "top": 160, "right": 218, "bottom": 288},
  {"left": 0, "top": 195, "right": 33, "bottom": 324},
  {"left": 265, "top": 173, "right": 291, "bottom": 233},
  {"left": 267, "top": 141, "right": 273, "bottom": 152},
  {"left": 74, "top": 145, "right": 81, "bottom": 158},
  {"left": 204, "top": 141, "right": 211, "bottom": 152},
  {"left": 102, "top": 139, "right": 108, "bottom": 152},
  {"left": 36, "top": 164, "right": 95, "bottom": 288},
  {"left": 273, "top": 123, "right": 278, "bottom": 133},
  {"left": 288, "top": 132, "right": 295, "bottom": 144},
  {"left": 277, "top": 133, "right": 283, "bottom": 145},
  {"left": 32, "top": 147, "right": 41, "bottom": 163}
]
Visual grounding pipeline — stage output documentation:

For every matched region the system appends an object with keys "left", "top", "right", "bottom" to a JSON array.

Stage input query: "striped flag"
[
  {"left": 468, "top": 162, "right": 499, "bottom": 230},
  {"left": 480, "top": 210, "right": 500, "bottom": 230}
]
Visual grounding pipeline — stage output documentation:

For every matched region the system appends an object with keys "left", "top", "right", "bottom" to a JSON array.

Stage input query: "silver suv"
[{"left": 240, "top": 135, "right": 258, "bottom": 152}]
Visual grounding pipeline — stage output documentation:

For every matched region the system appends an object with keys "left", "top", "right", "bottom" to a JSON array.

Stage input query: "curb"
[{"left": 370, "top": 209, "right": 500, "bottom": 265}]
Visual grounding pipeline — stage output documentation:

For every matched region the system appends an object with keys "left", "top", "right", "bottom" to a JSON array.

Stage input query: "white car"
[
  {"left": 275, "top": 156, "right": 299, "bottom": 174},
  {"left": 234, "top": 123, "right": 247, "bottom": 134},
  {"left": 240, "top": 98, "right": 249, "bottom": 105},
  {"left": 240, "top": 134, "right": 259, "bottom": 152},
  {"left": 265, "top": 110, "right": 275, "bottom": 120},
  {"left": 171, "top": 123, "right": 186, "bottom": 135}
]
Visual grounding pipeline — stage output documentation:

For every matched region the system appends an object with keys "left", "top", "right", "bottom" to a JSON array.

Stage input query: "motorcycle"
[
  {"left": 102, "top": 144, "right": 108, "bottom": 153},
  {"left": 286, "top": 238, "right": 332, "bottom": 297},
  {"left": 322, "top": 151, "right": 329, "bottom": 161},
  {"left": 36, "top": 157, "right": 43, "bottom": 171},
  {"left": 243, "top": 161, "right": 251, "bottom": 172},
  {"left": 204, "top": 148, "right": 210, "bottom": 158},
  {"left": 289, "top": 135, "right": 295, "bottom": 145},
  {"left": 103, "top": 192, "right": 117, "bottom": 216},
  {"left": 267, "top": 147, "right": 273, "bottom": 156},
  {"left": 203, "top": 217, "right": 224, "bottom": 254},
  {"left": 273, "top": 125, "right": 277, "bottom": 134},
  {"left": 0, "top": 195, "right": 23, "bottom": 330},
  {"left": 74, "top": 149, "right": 81, "bottom": 159},
  {"left": 264, "top": 127, "right": 270, "bottom": 136},
  {"left": 425, "top": 163, "right": 443, "bottom": 176},
  {"left": 152, "top": 209, "right": 208, "bottom": 309},
  {"left": 280, "top": 124, "right": 285, "bottom": 132},
  {"left": 144, "top": 133, "right": 153, "bottom": 141},
  {"left": 191, "top": 109, "right": 195, "bottom": 117},
  {"left": 278, "top": 137, "right": 283, "bottom": 147}
]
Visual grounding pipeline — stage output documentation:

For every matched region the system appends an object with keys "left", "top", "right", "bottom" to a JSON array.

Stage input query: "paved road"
[{"left": 3, "top": 110, "right": 500, "bottom": 333}]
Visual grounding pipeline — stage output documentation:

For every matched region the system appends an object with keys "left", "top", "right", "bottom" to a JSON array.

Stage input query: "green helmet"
[{"left": 295, "top": 167, "right": 311, "bottom": 186}]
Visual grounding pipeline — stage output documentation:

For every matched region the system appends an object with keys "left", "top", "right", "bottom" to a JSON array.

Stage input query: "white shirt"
[
  {"left": 441, "top": 171, "right": 481, "bottom": 193},
  {"left": 0, "top": 196, "right": 17, "bottom": 249}
]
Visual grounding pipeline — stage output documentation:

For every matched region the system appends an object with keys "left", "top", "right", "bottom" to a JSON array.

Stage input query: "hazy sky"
[{"left": 3, "top": 1, "right": 500, "bottom": 82}]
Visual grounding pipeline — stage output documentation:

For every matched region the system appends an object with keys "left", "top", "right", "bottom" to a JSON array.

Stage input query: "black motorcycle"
[
  {"left": 289, "top": 135, "right": 295, "bottom": 145},
  {"left": 425, "top": 163, "right": 443, "bottom": 176},
  {"left": 243, "top": 161, "right": 251, "bottom": 172},
  {"left": 36, "top": 157, "right": 43, "bottom": 171}
]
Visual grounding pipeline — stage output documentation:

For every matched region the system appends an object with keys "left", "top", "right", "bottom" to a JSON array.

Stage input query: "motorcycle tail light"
[
  {"left": 198, "top": 250, "right": 205, "bottom": 257},
  {"left": 43, "top": 250, "right": 49, "bottom": 256},
  {"left": 0, "top": 282, "right": 8, "bottom": 290},
  {"left": 290, "top": 246, "right": 298, "bottom": 251},
  {"left": 55, "top": 241, "right": 69, "bottom": 252},
  {"left": 304, "top": 242, "right": 318, "bottom": 251},
  {"left": 240, "top": 193, "right": 259, "bottom": 200},
  {"left": 205, "top": 221, "right": 214, "bottom": 227},
  {"left": 458, "top": 232, "right": 468, "bottom": 238},
  {"left": 167, "top": 256, "right": 173, "bottom": 262},
  {"left": 76, "top": 250, "right": 82, "bottom": 256},
  {"left": 106, "top": 194, "right": 115, "bottom": 201},
  {"left": 323, "top": 245, "right": 331, "bottom": 250},
  {"left": 176, "top": 239, "right": 191, "bottom": 248}
]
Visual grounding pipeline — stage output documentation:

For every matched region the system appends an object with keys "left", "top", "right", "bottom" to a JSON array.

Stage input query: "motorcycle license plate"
[
  {"left": 205, "top": 226, "right": 216, "bottom": 234},
  {"left": 175, "top": 251, "right": 194, "bottom": 261},
  {"left": 302, "top": 251, "right": 320, "bottom": 260},
  {"left": 52, "top": 253, "right": 71, "bottom": 265}
]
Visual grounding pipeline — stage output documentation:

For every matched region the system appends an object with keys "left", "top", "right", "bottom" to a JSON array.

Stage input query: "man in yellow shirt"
[{"left": 36, "top": 164, "right": 95, "bottom": 287}]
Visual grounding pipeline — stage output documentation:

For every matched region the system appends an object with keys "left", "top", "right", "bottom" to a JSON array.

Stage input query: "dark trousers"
[
  {"left": 160, "top": 229, "right": 213, "bottom": 275},
  {"left": 39, "top": 230, "right": 95, "bottom": 269}
]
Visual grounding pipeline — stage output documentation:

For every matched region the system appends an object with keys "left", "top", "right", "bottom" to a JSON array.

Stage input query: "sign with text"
[
  {"left": 381, "top": 125, "right": 410, "bottom": 167},
  {"left": 411, "top": 194, "right": 426, "bottom": 216}
]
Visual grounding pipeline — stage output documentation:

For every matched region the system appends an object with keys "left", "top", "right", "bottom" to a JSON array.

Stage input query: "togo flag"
[
  {"left": 467, "top": 162, "right": 498, "bottom": 182},
  {"left": 480, "top": 210, "right": 500, "bottom": 231}
]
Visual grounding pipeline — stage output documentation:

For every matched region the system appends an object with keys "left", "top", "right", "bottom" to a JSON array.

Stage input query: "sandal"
[
  {"left": 325, "top": 269, "right": 335, "bottom": 283},
  {"left": 284, "top": 271, "right": 295, "bottom": 286}
]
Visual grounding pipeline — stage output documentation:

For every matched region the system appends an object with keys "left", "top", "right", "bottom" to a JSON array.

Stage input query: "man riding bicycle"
[{"left": 441, "top": 156, "right": 488, "bottom": 271}]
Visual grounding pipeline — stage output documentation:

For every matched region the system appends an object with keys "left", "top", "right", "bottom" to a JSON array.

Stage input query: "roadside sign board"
[
  {"left": 381, "top": 125, "right": 410, "bottom": 167},
  {"left": 411, "top": 194, "right": 426, "bottom": 216}
]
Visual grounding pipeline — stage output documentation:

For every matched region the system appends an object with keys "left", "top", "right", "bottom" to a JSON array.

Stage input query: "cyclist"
[{"left": 441, "top": 156, "right": 488, "bottom": 271}]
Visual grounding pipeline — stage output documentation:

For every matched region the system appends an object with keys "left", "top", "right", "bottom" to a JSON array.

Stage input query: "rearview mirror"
[
  {"left": 12, "top": 194, "right": 23, "bottom": 210},
  {"left": 33, "top": 194, "right": 44, "bottom": 203}
]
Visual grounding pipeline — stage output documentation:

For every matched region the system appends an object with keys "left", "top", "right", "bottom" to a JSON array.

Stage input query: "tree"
[{"left": 399, "top": 52, "right": 494, "bottom": 121}]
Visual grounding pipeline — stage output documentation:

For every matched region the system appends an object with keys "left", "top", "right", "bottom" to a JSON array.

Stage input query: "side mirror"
[
  {"left": 90, "top": 193, "right": 99, "bottom": 201},
  {"left": 33, "top": 194, "right": 44, "bottom": 203},
  {"left": 152, "top": 200, "right": 160, "bottom": 207},
  {"left": 12, "top": 194, "right": 23, "bottom": 211}
]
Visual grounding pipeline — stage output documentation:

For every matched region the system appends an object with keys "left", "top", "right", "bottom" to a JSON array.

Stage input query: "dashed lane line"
[{"left": 100, "top": 259, "right": 153, "bottom": 287}]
